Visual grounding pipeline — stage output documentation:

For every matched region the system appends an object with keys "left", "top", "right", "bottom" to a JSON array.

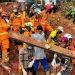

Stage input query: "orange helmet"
[{"left": 1, "top": 12, "right": 8, "bottom": 16}]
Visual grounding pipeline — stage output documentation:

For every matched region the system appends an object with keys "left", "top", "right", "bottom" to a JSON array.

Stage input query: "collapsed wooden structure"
[{"left": 8, "top": 31, "right": 75, "bottom": 59}]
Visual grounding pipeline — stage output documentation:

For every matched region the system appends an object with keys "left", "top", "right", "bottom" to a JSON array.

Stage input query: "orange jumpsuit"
[
  {"left": 31, "top": 15, "right": 53, "bottom": 34},
  {"left": 10, "top": 12, "right": 25, "bottom": 32},
  {"left": 41, "top": 10, "right": 49, "bottom": 20},
  {"left": 68, "top": 41, "right": 75, "bottom": 75},
  {"left": 39, "top": 18, "right": 53, "bottom": 32},
  {"left": 69, "top": 41, "right": 75, "bottom": 64},
  {"left": 0, "top": 18, "right": 9, "bottom": 63}
]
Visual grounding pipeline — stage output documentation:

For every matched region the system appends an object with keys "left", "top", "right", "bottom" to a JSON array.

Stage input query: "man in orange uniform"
[
  {"left": 40, "top": 17, "right": 53, "bottom": 32},
  {"left": 41, "top": 9, "right": 49, "bottom": 20},
  {"left": 68, "top": 41, "right": 75, "bottom": 75},
  {"left": 10, "top": 9, "right": 25, "bottom": 51},
  {"left": 33, "top": 11, "right": 53, "bottom": 34},
  {"left": 0, "top": 13, "right": 9, "bottom": 63},
  {"left": 10, "top": 9, "right": 25, "bottom": 33}
]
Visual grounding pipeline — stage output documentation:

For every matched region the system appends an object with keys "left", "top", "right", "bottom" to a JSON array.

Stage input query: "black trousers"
[
  {"left": 73, "top": 18, "right": 75, "bottom": 23},
  {"left": 49, "top": 5, "right": 58, "bottom": 13},
  {"left": 24, "top": 66, "right": 36, "bottom": 75}
]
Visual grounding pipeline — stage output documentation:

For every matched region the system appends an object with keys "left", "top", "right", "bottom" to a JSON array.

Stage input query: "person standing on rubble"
[
  {"left": 0, "top": 10, "right": 10, "bottom": 64},
  {"left": 31, "top": 25, "right": 50, "bottom": 75}
]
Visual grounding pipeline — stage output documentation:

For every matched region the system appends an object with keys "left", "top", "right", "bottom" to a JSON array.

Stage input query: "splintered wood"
[{"left": 8, "top": 31, "right": 75, "bottom": 59}]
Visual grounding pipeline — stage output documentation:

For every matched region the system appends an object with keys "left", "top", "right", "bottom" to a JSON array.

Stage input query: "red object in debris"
[
  {"left": 45, "top": 3, "right": 53, "bottom": 10},
  {"left": 2, "top": 12, "right": 8, "bottom": 16}
]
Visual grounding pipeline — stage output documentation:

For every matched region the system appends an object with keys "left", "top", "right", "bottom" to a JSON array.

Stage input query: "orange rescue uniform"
[
  {"left": 39, "top": 18, "right": 53, "bottom": 32},
  {"left": 10, "top": 12, "right": 25, "bottom": 32},
  {"left": 31, "top": 15, "right": 53, "bottom": 34},
  {"left": 68, "top": 41, "right": 75, "bottom": 64},
  {"left": 0, "top": 18, "right": 9, "bottom": 63},
  {"left": 41, "top": 10, "right": 49, "bottom": 20}
]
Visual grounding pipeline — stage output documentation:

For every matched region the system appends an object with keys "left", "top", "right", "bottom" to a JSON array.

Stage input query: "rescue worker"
[
  {"left": 10, "top": 9, "right": 25, "bottom": 32},
  {"left": 68, "top": 41, "right": 75, "bottom": 75},
  {"left": 41, "top": 9, "right": 49, "bottom": 20},
  {"left": 34, "top": 9, "right": 53, "bottom": 34},
  {"left": 23, "top": 22, "right": 35, "bottom": 37},
  {"left": 47, "top": 26, "right": 64, "bottom": 45},
  {"left": 0, "top": 12, "right": 10, "bottom": 63},
  {"left": 10, "top": 9, "right": 25, "bottom": 51}
]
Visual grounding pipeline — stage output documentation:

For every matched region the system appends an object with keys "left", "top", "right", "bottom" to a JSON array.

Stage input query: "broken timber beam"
[{"left": 8, "top": 31, "right": 75, "bottom": 59}]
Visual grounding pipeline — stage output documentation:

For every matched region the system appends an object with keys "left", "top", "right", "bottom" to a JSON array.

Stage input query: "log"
[{"left": 8, "top": 31, "right": 75, "bottom": 59}]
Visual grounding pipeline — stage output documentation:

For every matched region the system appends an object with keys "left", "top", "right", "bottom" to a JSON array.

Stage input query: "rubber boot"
[
  {"left": 2, "top": 48, "right": 8, "bottom": 63},
  {"left": 46, "top": 71, "right": 50, "bottom": 75}
]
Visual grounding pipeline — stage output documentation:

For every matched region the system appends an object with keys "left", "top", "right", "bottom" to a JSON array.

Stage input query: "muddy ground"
[{"left": 0, "top": 2, "right": 75, "bottom": 75}]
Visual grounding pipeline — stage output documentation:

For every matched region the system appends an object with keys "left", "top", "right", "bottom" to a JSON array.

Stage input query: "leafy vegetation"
[{"left": 60, "top": 0, "right": 75, "bottom": 19}]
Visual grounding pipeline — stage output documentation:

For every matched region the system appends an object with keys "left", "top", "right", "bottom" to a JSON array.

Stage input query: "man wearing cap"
[
  {"left": 31, "top": 25, "right": 50, "bottom": 75},
  {"left": 47, "top": 26, "right": 64, "bottom": 45},
  {"left": 0, "top": 13, "right": 10, "bottom": 63}
]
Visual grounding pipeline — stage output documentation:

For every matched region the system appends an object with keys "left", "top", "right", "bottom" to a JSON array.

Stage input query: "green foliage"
[{"left": 60, "top": 0, "right": 75, "bottom": 19}]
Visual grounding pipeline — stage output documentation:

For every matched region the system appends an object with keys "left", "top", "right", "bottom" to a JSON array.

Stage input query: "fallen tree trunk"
[{"left": 8, "top": 31, "right": 75, "bottom": 59}]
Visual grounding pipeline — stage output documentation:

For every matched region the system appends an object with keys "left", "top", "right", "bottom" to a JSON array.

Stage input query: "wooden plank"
[{"left": 8, "top": 31, "right": 75, "bottom": 59}]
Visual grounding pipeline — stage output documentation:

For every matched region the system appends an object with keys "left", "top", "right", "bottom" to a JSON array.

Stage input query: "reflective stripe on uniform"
[{"left": 0, "top": 32, "right": 8, "bottom": 36}]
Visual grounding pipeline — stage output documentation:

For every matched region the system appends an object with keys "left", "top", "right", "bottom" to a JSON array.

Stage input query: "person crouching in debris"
[
  {"left": 59, "top": 37, "right": 73, "bottom": 75},
  {"left": 31, "top": 25, "right": 50, "bottom": 75},
  {"left": 51, "top": 53, "right": 61, "bottom": 75},
  {"left": 47, "top": 26, "right": 64, "bottom": 45},
  {"left": 19, "top": 45, "right": 36, "bottom": 75}
]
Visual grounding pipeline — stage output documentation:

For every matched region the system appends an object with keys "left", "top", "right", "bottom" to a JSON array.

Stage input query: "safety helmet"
[
  {"left": 27, "top": 46, "right": 33, "bottom": 50},
  {"left": 13, "top": 9, "right": 18, "bottom": 13},
  {"left": 34, "top": 8, "right": 41, "bottom": 15},
  {"left": 64, "top": 33, "right": 72, "bottom": 40},
  {"left": 26, "top": 22, "right": 33, "bottom": 28},
  {"left": 57, "top": 26, "right": 64, "bottom": 32},
  {"left": 1, "top": 12, "right": 8, "bottom": 16}
]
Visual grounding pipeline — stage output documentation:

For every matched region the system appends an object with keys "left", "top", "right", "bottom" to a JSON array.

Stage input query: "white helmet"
[
  {"left": 64, "top": 33, "right": 73, "bottom": 40},
  {"left": 34, "top": 8, "right": 41, "bottom": 15},
  {"left": 26, "top": 22, "right": 33, "bottom": 28},
  {"left": 57, "top": 26, "right": 64, "bottom": 32}
]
